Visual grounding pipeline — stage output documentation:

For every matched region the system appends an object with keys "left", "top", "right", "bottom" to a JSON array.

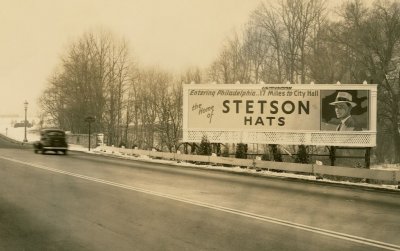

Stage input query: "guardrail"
[{"left": 98, "top": 145, "right": 400, "bottom": 187}]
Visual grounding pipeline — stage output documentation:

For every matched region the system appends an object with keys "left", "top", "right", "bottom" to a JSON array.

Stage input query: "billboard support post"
[
  {"left": 329, "top": 146, "right": 336, "bottom": 166},
  {"left": 365, "top": 147, "right": 371, "bottom": 169}
]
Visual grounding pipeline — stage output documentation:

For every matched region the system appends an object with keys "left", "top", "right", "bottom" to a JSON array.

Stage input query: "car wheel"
[
  {"left": 34, "top": 149, "right": 38, "bottom": 154},
  {"left": 41, "top": 150, "right": 46, "bottom": 155}
]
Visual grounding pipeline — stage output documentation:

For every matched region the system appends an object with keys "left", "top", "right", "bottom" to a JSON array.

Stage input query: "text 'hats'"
[{"left": 329, "top": 91, "right": 357, "bottom": 107}]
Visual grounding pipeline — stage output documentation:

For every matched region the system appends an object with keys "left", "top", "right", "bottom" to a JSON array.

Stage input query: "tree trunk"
[{"left": 393, "top": 122, "right": 400, "bottom": 163}]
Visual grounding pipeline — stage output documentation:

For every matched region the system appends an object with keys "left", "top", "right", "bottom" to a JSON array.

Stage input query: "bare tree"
[
  {"left": 252, "top": 3, "right": 284, "bottom": 83},
  {"left": 103, "top": 35, "right": 131, "bottom": 146},
  {"left": 39, "top": 29, "right": 134, "bottom": 143},
  {"left": 179, "top": 67, "right": 203, "bottom": 84},
  {"left": 242, "top": 23, "right": 270, "bottom": 83},
  {"left": 277, "top": 0, "right": 327, "bottom": 84},
  {"left": 329, "top": 0, "right": 400, "bottom": 162},
  {"left": 156, "top": 80, "right": 183, "bottom": 152},
  {"left": 208, "top": 44, "right": 234, "bottom": 84}
]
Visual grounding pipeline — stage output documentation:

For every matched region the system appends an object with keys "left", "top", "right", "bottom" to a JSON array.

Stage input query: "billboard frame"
[{"left": 183, "top": 83, "right": 377, "bottom": 147}]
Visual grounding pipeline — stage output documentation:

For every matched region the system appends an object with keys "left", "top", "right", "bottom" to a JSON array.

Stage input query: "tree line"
[
  {"left": 39, "top": 0, "right": 400, "bottom": 163},
  {"left": 39, "top": 30, "right": 183, "bottom": 152}
]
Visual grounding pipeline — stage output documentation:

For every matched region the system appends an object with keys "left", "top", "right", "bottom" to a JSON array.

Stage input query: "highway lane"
[{"left": 0, "top": 139, "right": 399, "bottom": 250}]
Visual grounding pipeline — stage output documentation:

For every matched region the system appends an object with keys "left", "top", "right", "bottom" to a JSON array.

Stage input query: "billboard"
[{"left": 183, "top": 83, "right": 377, "bottom": 147}]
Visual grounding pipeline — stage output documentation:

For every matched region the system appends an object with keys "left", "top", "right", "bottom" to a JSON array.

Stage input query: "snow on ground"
[
  {"left": 0, "top": 117, "right": 398, "bottom": 191},
  {"left": 370, "top": 163, "right": 400, "bottom": 171},
  {"left": 0, "top": 117, "right": 40, "bottom": 142}
]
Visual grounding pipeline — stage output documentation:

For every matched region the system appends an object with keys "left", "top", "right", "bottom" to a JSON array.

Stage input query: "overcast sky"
[
  {"left": 0, "top": 0, "right": 349, "bottom": 117},
  {"left": 0, "top": 0, "right": 266, "bottom": 117}
]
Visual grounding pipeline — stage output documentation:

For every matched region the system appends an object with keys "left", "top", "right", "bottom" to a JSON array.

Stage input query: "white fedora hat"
[{"left": 329, "top": 91, "right": 357, "bottom": 107}]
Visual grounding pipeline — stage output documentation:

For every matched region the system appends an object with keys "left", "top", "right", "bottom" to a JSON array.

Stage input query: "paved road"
[{"left": 0, "top": 138, "right": 399, "bottom": 250}]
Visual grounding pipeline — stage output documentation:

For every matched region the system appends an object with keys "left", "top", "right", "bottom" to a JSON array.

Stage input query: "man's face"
[{"left": 334, "top": 103, "right": 351, "bottom": 119}]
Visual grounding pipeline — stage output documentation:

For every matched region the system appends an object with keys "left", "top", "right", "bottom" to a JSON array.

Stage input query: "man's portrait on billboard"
[{"left": 321, "top": 90, "right": 369, "bottom": 131}]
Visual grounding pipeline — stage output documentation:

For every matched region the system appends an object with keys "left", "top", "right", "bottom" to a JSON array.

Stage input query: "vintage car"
[{"left": 33, "top": 129, "right": 68, "bottom": 155}]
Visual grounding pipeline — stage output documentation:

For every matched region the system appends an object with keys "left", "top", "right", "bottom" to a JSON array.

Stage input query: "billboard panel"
[{"left": 183, "top": 84, "right": 377, "bottom": 147}]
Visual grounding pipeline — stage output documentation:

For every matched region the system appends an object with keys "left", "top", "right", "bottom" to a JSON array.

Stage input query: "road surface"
[{"left": 0, "top": 138, "right": 399, "bottom": 250}]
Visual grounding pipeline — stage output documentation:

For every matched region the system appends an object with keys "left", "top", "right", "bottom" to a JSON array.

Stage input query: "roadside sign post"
[{"left": 84, "top": 116, "right": 96, "bottom": 151}]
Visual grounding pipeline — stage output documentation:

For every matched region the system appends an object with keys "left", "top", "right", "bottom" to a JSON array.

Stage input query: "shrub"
[
  {"left": 295, "top": 145, "right": 310, "bottom": 164},
  {"left": 269, "top": 144, "right": 282, "bottom": 162},
  {"left": 261, "top": 153, "right": 270, "bottom": 161},
  {"left": 197, "top": 136, "right": 212, "bottom": 156},
  {"left": 235, "top": 143, "right": 248, "bottom": 159},
  {"left": 221, "top": 147, "right": 230, "bottom": 157}
]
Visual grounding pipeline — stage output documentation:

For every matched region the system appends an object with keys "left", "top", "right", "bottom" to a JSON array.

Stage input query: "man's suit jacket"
[{"left": 336, "top": 116, "right": 362, "bottom": 131}]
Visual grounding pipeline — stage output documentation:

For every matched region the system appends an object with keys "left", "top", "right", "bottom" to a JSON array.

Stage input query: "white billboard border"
[{"left": 183, "top": 83, "right": 377, "bottom": 147}]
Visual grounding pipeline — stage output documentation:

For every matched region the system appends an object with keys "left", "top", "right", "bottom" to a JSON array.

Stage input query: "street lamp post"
[{"left": 23, "top": 100, "right": 28, "bottom": 143}]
